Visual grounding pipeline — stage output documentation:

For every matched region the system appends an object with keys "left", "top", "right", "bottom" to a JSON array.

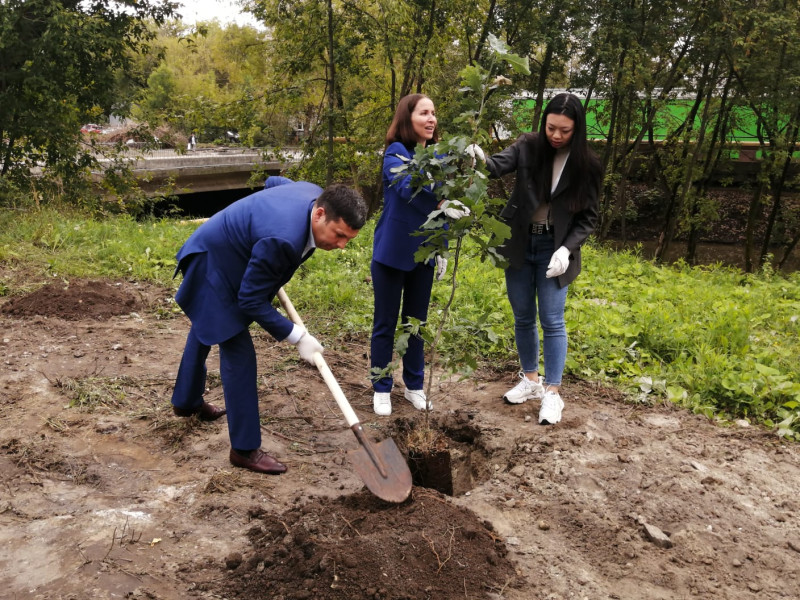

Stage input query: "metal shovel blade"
[
  {"left": 348, "top": 428, "right": 412, "bottom": 503},
  {"left": 276, "top": 287, "right": 412, "bottom": 503}
]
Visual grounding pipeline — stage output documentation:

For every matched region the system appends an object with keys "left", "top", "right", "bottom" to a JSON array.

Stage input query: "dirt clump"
[
  {"left": 0, "top": 279, "right": 145, "bottom": 319},
  {"left": 218, "top": 489, "right": 517, "bottom": 600}
]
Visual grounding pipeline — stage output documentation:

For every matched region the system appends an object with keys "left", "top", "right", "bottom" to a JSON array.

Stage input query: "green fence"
[{"left": 512, "top": 95, "right": 799, "bottom": 160}]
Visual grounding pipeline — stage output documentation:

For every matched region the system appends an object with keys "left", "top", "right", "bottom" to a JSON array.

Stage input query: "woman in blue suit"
[{"left": 370, "top": 94, "right": 468, "bottom": 416}]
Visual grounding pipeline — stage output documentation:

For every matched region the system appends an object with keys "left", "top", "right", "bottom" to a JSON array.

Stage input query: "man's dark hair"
[{"left": 315, "top": 184, "right": 367, "bottom": 229}]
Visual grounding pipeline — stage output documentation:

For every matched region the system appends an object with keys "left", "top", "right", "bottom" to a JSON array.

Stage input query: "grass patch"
[
  {"left": 52, "top": 374, "right": 171, "bottom": 414},
  {"left": 0, "top": 206, "right": 195, "bottom": 291}
]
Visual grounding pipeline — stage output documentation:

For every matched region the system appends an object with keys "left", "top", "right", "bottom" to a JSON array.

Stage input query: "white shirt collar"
[{"left": 303, "top": 210, "right": 316, "bottom": 257}]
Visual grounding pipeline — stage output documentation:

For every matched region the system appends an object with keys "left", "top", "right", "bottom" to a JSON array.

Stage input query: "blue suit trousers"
[
  {"left": 370, "top": 260, "right": 434, "bottom": 393},
  {"left": 171, "top": 326, "right": 261, "bottom": 451}
]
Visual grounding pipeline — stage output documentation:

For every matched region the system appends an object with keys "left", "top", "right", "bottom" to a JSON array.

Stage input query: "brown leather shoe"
[
  {"left": 229, "top": 448, "right": 287, "bottom": 475},
  {"left": 172, "top": 401, "right": 227, "bottom": 422}
]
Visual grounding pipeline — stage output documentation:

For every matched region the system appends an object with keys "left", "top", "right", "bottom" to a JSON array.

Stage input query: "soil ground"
[{"left": 1, "top": 277, "right": 800, "bottom": 600}]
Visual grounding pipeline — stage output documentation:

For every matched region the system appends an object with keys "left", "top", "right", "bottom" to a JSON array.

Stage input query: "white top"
[
  {"left": 551, "top": 147, "right": 570, "bottom": 193},
  {"left": 532, "top": 147, "right": 571, "bottom": 225}
]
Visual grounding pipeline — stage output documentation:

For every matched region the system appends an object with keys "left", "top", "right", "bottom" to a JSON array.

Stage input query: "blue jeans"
[{"left": 504, "top": 233, "right": 568, "bottom": 387}]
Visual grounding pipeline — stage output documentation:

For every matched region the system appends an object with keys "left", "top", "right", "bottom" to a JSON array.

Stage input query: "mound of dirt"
[
  {"left": 1, "top": 279, "right": 145, "bottom": 320},
  {"left": 217, "top": 489, "right": 518, "bottom": 600}
]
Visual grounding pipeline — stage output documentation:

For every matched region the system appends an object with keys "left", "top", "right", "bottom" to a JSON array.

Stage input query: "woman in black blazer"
[{"left": 473, "top": 93, "right": 602, "bottom": 424}]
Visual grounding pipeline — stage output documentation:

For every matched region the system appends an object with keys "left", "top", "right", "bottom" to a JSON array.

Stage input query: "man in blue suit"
[{"left": 170, "top": 180, "right": 367, "bottom": 474}]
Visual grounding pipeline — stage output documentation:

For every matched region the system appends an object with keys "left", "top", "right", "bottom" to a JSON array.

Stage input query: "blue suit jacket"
[
  {"left": 372, "top": 142, "right": 441, "bottom": 271},
  {"left": 175, "top": 180, "right": 321, "bottom": 346}
]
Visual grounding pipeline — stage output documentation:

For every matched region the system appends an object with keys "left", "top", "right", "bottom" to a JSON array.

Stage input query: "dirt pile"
[
  {"left": 0, "top": 279, "right": 144, "bottom": 319},
  {"left": 218, "top": 489, "right": 517, "bottom": 600}
]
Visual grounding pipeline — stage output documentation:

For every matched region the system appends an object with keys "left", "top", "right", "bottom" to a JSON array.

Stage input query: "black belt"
[{"left": 529, "top": 223, "right": 552, "bottom": 235}]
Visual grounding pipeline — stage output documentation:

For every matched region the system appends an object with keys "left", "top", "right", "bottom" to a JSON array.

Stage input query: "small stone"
[
  {"left": 524, "top": 415, "right": 532, "bottom": 422},
  {"left": 506, "top": 536, "right": 520, "bottom": 546},
  {"left": 788, "top": 539, "right": 800, "bottom": 553},
  {"left": 735, "top": 419, "right": 750, "bottom": 427},
  {"left": 341, "top": 554, "right": 357, "bottom": 568},
  {"left": 111, "top": 343, "right": 123, "bottom": 350},
  {"left": 94, "top": 421, "right": 118, "bottom": 434},
  {"left": 643, "top": 523, "right": 673, "bottom": 549},
  {"left": 732, "top": 559, "right": 742, "bottom": 567},
  {"left": 505, "top": 498, "right": 517, "bottom": 508},
  {"left": 510, "top": 465, "right": 526, "bottom": 478},
  {"left": 538, "top": 520, "right": 550, "bottom": 531},
  {"left": 747, "top": 582, "right": 762, "bottom": 592}
]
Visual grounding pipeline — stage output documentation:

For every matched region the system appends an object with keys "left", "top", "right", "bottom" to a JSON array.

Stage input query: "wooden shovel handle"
[{"left": 277, "top": 288, "right": 360, "bottom": 428}]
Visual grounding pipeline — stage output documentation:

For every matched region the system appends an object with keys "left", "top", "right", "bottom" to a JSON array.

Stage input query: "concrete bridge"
[{"left": 120, "top": 147, "right": 299, "bottom": 195}]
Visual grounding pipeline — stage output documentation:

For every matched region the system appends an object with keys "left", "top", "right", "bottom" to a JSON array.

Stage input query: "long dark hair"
[
  {"left": 531, "top": 93, "right": 601, "bottom": 212},
  {"left": 385, "top": 94, "right": 439, "bottom": 150}
]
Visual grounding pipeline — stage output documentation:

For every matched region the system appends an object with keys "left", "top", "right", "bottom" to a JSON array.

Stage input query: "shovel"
[{"left": 277, "top": 288, "right": 412, "bottom": 503}]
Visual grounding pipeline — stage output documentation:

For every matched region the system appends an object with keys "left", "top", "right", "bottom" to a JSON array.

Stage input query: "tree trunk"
[
  {"left": 758, "top": 107, "right": 799, "bottom": 266},
  {"left": 471, "top": 0, "right": 497, "bottom": 65},
  {"left": 414, "top": 0, "right": 437, "bottom": 93},
  {"left": 778, "top": 230, "right": 800, "bottom": 270},
  {"left": 326, "top": 0, "right": 335, "bottom": 186},
  {"left": 532, "top": 40, "right": 555, "bottom": 128},
  {"left": 744, "top": 180, "right": 766, "bottom": 273}
]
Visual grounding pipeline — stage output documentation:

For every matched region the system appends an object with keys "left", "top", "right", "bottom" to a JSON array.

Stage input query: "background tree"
[
  {"left": 0, "top": 0, "right": 175, "bottom": 204},
  {"left": 722, "top": 0, "right": 800, "bottom": 271}
]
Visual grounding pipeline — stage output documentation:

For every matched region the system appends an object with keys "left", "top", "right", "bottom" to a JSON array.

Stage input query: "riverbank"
[{"left": 604, "top": 184, "right": 800, "bottom": 272}]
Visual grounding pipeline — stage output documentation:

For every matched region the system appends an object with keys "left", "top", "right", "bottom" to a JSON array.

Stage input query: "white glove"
[
  {"left": 465, "top": 143, "right": 486, "bottom": 166},
  {"left": 546, "top": 246, "right": 571, "bottom": 278},
  {"left": 295, "top": 331, "right": 324, "bottom": 364},
  {"left": 441, "top": 199, "right": 471, "bottom": 220},
  {"left": 435, "top": 255, "right": 448, "bottom": 281}
]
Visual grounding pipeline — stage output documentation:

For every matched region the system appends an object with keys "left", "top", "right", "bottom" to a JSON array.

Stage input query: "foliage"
[
  {"left": 0, "top": 207, "right": 191, "bottom": 288},
  {"left": 0, "top": 0, "right": 175, "bottom": 202},
  {"left": 569, "top": 243, "right": 800, "bottom": 439},
  {"left": 132, "top": 22, "right": 271, "bottom": 146}
]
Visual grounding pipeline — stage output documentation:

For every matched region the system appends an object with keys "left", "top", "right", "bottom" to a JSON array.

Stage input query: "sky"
[{"left": 177, "top": 0, "right": 262, "bottom": 28}]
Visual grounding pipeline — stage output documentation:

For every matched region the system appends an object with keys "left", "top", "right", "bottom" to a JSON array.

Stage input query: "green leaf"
[{"left": 754, "top": 363, "right": 780, "bottom": 376}]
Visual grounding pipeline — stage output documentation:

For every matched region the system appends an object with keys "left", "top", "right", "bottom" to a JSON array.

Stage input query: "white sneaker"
[
  {"left": 404, "top": 388, "right": 431, "bottom": 411},
  {"left": 373, "top": 392, "right": 392, "bottom": 416},
  {"left": 539, "top": 389, "right": 564, "bottom": 424},
  {"left": 503, "top": 373, "right": 545, "bottom": 404}
]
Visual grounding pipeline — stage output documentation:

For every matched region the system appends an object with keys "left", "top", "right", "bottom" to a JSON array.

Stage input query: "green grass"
[
  {"left": 2, "top": 206, "right": 799, "bottom": 438},
  {"left": 0, "top": 206, "right": 193, "bottom": 290}
]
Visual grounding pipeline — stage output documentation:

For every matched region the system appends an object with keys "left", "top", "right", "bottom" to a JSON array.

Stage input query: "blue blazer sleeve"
[
  {"left": 238, "top": 236, "right": 304, "bottom": 341},
  {"left": 382, "top": 143, "right": 439, "bottom": 217}
]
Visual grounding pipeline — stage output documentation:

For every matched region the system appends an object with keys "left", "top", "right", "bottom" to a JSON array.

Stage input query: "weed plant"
[{"left": 1, "top": 207, "right": 798, "bottom": 438}]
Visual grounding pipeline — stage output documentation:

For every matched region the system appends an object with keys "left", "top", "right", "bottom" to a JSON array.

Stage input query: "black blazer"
[{"left": 485, "top": 133, "right": 600, "bottom": 287}]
